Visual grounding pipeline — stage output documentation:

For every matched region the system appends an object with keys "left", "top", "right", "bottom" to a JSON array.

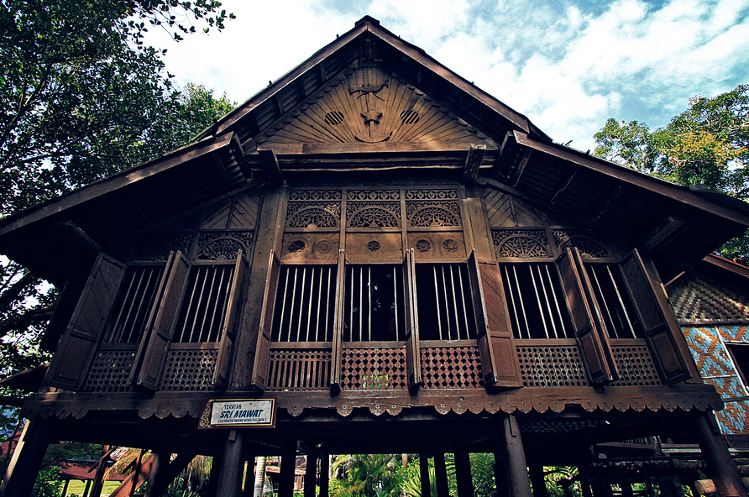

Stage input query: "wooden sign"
[{"left": 199, "top": 398, "right": 276, "bottom": 429}]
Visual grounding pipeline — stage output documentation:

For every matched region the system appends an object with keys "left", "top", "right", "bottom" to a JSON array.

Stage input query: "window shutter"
[
  {"left": 250, "top": 250, "right": 281, "bottom": 391},
  {"left": 131, "top": 251, "right": 190, "bottom": 391},
  {"left": 468, "top": 250, "right": 522, "bottom": 388},
  {"left": 403, "top": 249, "right": 423, "bottom": 392},
  {"left": 619, "top": 249, "right": 690, "bottom": 383},
  {"left": 330, "top": 249, "right": 345, "bottom": 394},
  {"left": 213, "top": 250, "right": 248, "bottom": 390},
  {"left": 557, "top": 248, "right": 618, "bottom": 385},
  {"left": 46, "top": 254, "right": 127, "bottom": 390}
]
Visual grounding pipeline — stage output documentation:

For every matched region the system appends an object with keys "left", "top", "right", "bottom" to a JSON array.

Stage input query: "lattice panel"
[
  {"left": 160, "top": 349, "right": 219, "bottom": 391},
  {"left": 610, "top": 344, "right": 662, "bottom": 386},
  {"left": 267, "top": 349, "right": 332, "bottom": 391},
  {"left": 517, "top": 345, "right": 589, "bottom": 387},
  {"left": 341, "top": 348, "right": 407, "bottom": 390},
  {"left": 421, "top": 346, "right": 483, "bottom": 389},
  {"left": 83, "top": 350, "right": 136, "bottom": 392}
]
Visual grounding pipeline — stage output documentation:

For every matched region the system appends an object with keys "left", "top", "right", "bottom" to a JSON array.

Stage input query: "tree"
[
  {"left": 594, "top": 84, "right": 749, "bottom": 264},
  {"left": 0, "top": 1, "right": 235, "bottom": 388}
]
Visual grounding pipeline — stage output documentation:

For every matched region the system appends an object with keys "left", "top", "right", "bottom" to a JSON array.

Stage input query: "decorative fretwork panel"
[
  {"left": 160, "top": 349, "right": 220, "bottom": 391},
  {"left": 420, "top": 346, "right": 483, "bottom": 389},
  {"left": 286, "top": 190, "right": 342, "bottom": 229},
  {"left": 266, "top": 348, "right": 332, "bottom": 391},
  {"left": 197, "top": 231, "right": 253, "bottom": 261},
  {"left": 405, "top": 190, "right": 461, "bottom": 228},
  {"left": 133, "top": 232, "right": 193, "bottom": 262},
  {"left": 552, "top": 231, "right": 610, "bottom": 259},
  {"left": 347, "top": 202, "right": 401, "bottom": 228},
  {"left": 610, "top": 344, "right": 662, "bottom": 386},
  {"left": 516, "top": 344, "right": 589, "bottom": 387},
  {"left": 341, "top": 348, "right": 407, "bottom": 390},
  {"left": 492, "top": 230, "right": 550, "bottom": 258},
  {"left": 347, "top": 190, "right": 400, "bottom": 201},
  {"left": 83, "top": 350, "right": 135, "bottom": 392}
]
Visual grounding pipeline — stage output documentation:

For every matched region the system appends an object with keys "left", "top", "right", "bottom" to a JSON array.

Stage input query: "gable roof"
[{"left": 0, "top": 16, "right": 747, "bottom": 284}]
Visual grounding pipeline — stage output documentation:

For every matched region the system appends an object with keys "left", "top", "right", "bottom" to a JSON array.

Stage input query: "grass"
[{"left": 62, "top": 479, "right": 122, "bottom": 496}]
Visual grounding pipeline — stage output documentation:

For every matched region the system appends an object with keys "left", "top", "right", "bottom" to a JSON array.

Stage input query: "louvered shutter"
[
  {"left": 330, "top": 250, "right": 345, "bottom": 394},
  {"left": 403, "top": 249, "right": 423, "bottom": 392},
  {"left": 250, "top": 250, "right": 281, "bottom": 391},
  {"left": 213, "top": 250, "right": 248, "bottom": 389}
]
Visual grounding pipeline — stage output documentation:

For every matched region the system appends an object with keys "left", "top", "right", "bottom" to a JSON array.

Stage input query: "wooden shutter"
[
  {"left": 468, "top": 250, "right": 522, "bottom": 388},
  {"left": 131, "top": 251, "right": 190, "bottom": 391},
  {"left": 46, "top": 254, "right": 126, "bottom": 390},
  {"left": 557, "top": 248, "right": 618, "bottom": 385},
  {"left": 403, "top": 249, "right": 423, "bottom": 392},
  {"left": 213, "top": 250, "right": 248, "bottom": 390},
  {"left": 250, "top": 250, "right": 281, "bottom": 391},
  {"left": 619, "top": 249, "right": 690, "bottom": 383},
  {"left": 330, "top": 249, "right": 345, "bottom": 394}
]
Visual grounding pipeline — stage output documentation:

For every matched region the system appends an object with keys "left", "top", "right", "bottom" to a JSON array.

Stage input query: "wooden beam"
[
  {"left": 590, "top": 185, "right": 623, "bottom": 223},
  {"left": 55, "top": 220, "right": 103, "bottom": 253},
  {"left": 639, "top": 216, "right": 686, "bottom": 252},
  {"left": 510, "top": 150, "right": 532, "bottom": 188},
  {"left": 550, "top": 167, "right": 578, "bottom": 205},
  {"left": 461, "top": 144, "right": 486, "bottom": 183},
  {"left": 259, "top": 149, "right": 284, "bottom": 186},
  {"left": 256, "top": 141, "right": 497, "bottom": 156},
  {"left": 500, "top": 414, "right": 532, "bottom": 497},
  {"left": 217, "top": 430, "right": 246, "bottom": 497}
]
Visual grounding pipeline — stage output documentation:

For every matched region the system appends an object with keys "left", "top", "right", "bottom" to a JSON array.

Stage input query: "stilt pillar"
[
  {"left": 493, "top": 452, "right": 510, "bottom": 497},
  {"left": 242, "top": 454, "right": 256, "bottom": 497},
  {"left": 529, "top": 464, "right": 548, "bottom": 497},
  {"left": 454, "top": 449, "right": 473, "bottom": 497},
  {"left": 419, "top": 453, "right": 431, "bottom": 497},
  {"left": 695, "top": 413, "right": 747, "bottom": 497},
  {"left": 319, "top": 452, "right": 330, "bottom": 497},
  {"left": 433, "top": 451, "right": 450, "bottom": 497},
  {"left": 279, "top": 441, "right": 297, "bottom": 497},
  {"left": 0, "top": 420, "right": 52, "bottom": 497},
  {"left": 500, "top": 413, "right": 532, "bottom": 497},
  {"left": 216, "top": 430, "right": 246, "bottom": 497},
  {"left": 304, "top": 449, "right": 317, "bottom": 497}
]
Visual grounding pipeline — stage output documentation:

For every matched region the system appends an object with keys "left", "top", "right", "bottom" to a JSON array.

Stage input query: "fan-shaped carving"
[
  {"left": 498, "top": 236, "right": 549, "bottom": 258},
  {"left": 409, "top": 207, "right": 460, "bottom": 227},
  {"left": 348, "top": 207, "right": 399, "bottom": 228},
  {"left": 287, "top": 207, "right": 338, "bottom": 228},
  {"left": 258, "top": 66, "right": 491, "bottom": 146},
  {"left": 561, "top": 236, "right": 609, "bottom": 259}
]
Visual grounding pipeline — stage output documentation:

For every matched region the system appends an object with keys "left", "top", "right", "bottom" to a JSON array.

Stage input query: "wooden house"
[{"left": 2, "top": 16, "right": 749, "bottom": 497}]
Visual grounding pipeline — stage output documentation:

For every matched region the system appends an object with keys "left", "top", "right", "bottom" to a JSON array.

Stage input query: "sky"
[{"left": 146, "top": 0, "right": 749, "bottom": 152}]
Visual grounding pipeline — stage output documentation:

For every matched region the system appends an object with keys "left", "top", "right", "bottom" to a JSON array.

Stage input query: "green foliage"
[
  {"left": 469, "top": 453, "right": 495, "bottom": 497},
  {"left": 594, "top": 84, "right": 749, "bottom": 264},
  {"left": 331, "top": 454, "right": 404, "bottom": 497},
  {"left": 31, "top": 466, "right": 63, "bottom": 497}
]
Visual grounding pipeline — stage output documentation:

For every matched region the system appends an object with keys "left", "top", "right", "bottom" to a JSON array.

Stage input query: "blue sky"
[{"left": 146, "top": 0, "right": 749, "bottom": 151}]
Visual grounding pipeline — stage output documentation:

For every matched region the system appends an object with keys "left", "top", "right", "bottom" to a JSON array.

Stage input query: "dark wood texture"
[
  {"left": 216, "top": 430, "right": 245, "bottom": 497},
  {"left": 330, "top": 249, "right": 346, "bottom": 393},
  {"left": 557, "top": 248, "right": 617, "bottom": 385},
  {"left": 132, "top": 251, "right": 190, "bottom": 391},
  {"left": 500, "top": 414, "right": 532, "bottom": 497},
  {"left": 695, "top": 413, "right": 748, "bottom": 497},
  {"left": 469, "top": 251, "right": 522, "bottom": 388},
  {"left": 0, "top": 421, "right": 50, "bottom": 497},
  {"left": 403, "top": 249, "right": 423, "bottom": 391},
  {"left": 251, "top": 250, "right": 281, "bottom": 390},
  {"left": 619, "top": 250, "right": 690, "bottom": 384},
  {"left": 213, "top": 251, "right": 248, "bottom": 389},
  {"left": 433, "top": 452, "right": 450, "bottom": 497},
  {"left": 45, "top": 254, "right": 126, "bottom": 390},
  {"left": 419, "top": 454, "right": 431, "bottom": 497}
]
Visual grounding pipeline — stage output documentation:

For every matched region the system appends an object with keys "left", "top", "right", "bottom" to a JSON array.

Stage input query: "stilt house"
[{"left": 3, "top": 16, "right": 749, "bottom": 497}]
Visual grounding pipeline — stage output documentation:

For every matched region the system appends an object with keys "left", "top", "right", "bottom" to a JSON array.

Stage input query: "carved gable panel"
[
  {"left": 257, "top": 66, "right": 493, "bottom": 147},
  {"left": 483, "top": 189, "right": 546, "bottom": 228},
  {"left": 200, "top": 191, "right": 261, "bottom": 230}
]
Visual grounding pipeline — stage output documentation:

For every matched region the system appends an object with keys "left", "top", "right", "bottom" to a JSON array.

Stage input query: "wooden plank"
[
  {"left": 462, "top": 144, "right": 486, "bottom": 182},
  {"left": 259, "top": 149, "right": 284, "bottom": 186}
]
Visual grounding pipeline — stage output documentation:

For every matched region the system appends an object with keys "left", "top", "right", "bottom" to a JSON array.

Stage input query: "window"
[
  {"left": 103, "top": 265, "right": 165, "bottom": 344},
  {"left": 416, "top": 263, "right": 476, "bottom": 341},
  {"left": 344, "top": 265, "right": 405, "bottom": 342},
  {"left": 172, "top": 264, "right": 236, "bottom": 343},
  {"left": 271, "top": 265, "right": 337, "bottom": 342},
  {"left": 500, "top": 263, "right": 573, "bottom": 340},
  {"left": 585, "top": 263, "right": 644, "bottom": 339},
  {"left": 727, "top": 343, "right": 749, "bottom": 387}
]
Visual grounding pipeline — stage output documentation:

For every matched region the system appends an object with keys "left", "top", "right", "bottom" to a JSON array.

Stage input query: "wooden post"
[
  {"left": 695, "top": 413, "right": 748, "bottom": 497},
  {"left": 144, "top": 451, "right": 171, "bottom": 497},
  {"left": 304, "top": 451, "right": 317, "bottom": 497},
  {"left": 0, "top": 420, "right": 51, "bottom": 497},
  {"left": 433, "top": 452, "right": 450, "bottom": 497},
  {"left": 529, "top": 465, "right": 548, "bottom": 497},
  {"left": 419, "top": 453, "right": 431, "bottom": 497},
  {"left": 242, "top": 455, "right": 256, "bottom": 497},
  {"left": 454, "top": 449, "right": 473, "bottom": 497},
  {"left": 206, "top": 444, "right": 226, "bottom": 497},
  {"left": 279, "top": 442, "right": 297, "bottom": 497},
  {"left": 82, "top": 480, "right": 92, "bottom": 497},
  {"left": 319, "top": 452, "right": 330, "bottom": 497},
  {"left": 500, "top": 414, "right": 532, "bottom": 497},
  {"left": 493, "top": 452, "right": 510, "bottom": 497},
  {"left": 216, "top": 430, "right": 246, "bottom": 497}
]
